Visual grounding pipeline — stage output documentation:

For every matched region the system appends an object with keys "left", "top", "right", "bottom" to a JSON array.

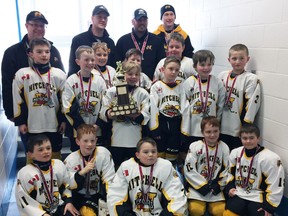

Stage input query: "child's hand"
[
  {"left": 93, "top": 124, "right": 99, "bottom": 132},
  {"left": 126, "top": 112, "right": 141, "bottom": 119},
  {"left": 19, "top": 124, "right": 28, "bottom": 134},
  {"left": 79, "top": 158, "right": 95, "bottom": 175},
  {"left": 228, "top": 188, "right": 237, "bottom": 197},
  {"left": 43, "top": 214, "right": 50, "bottom": 216},
  {"left": 58, "top": 122, "right": 66, "bottom": 134},
  {"left": 64, "top": 202, "right": 80, "bottom": 216},
  {"left": 107, "top": 109, "right": 114, "bottom": 120},
  {"left": 257, "top": 208, "right": 272, "bottom": 216}
]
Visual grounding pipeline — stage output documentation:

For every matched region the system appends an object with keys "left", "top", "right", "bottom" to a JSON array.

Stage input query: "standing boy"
[
  {"left": 182, "top": 50, "right": 225, "bottom": 154},
  {"left": 64, "top": 124, "right": 115, "bottom": 215},
  {"left": 12, "top": 38, "right": 66, "bottom": 160},
  {"left": 62, "top": 45, "right": 107, "bottom": 151},
  {"left": 16, "top": 134, "right": 79, "bottom": 216},
  {"left": 150, "top": 56, "right": 190, "bottom": 161},
  {"left": 218, "top": 44, "right": 261, "bottom": 150},
  {"left": 224, "top": 124, "right": 284, "bottom": 216},
  {"left": 100, "top": 61, "right": 150, "bottom": 167},
  {"left": 184, "top": 116, "right": 230, "bottom": 216},
  {"left": 153, "top": 32, "right": 196, "bottom": 83}
]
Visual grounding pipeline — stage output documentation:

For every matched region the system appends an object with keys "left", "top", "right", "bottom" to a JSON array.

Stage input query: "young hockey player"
[
  {"left": 181, "top": 50, "right": 225, "bottom": 155},
  {"left": 150, "top": 55, "right": 190, "bottom": 161},
  {"left": 223, "top": 124, "right": 284, "bottom": 216},
  {"left": 184, "top": 116, "right": 230, "bottom": 216},
  {"left": 218, "top": 44, "right": 261, "bottom": 150},
  {"left": 100, "top": 61, "right": 150, "bottom": 167},
  {"left": 107, "top": 137, "right": 188, "bottom": 216},
  {"left": 153, "top": 32, "right": 196, "bottom": 83},
  {"left": 62, "top": 45, "right": 107, "bottom": 150},
  {"left": 92, "top": 41, "right": 116, "bottom": 89},
  {"left": 16, "top": 134, "right": 79, "bottom": 216},
  {"left": 64, "top": 124, "right": 115, "bottom": 215},
  {"left": 12, "top": 38, "right": 66, "bottom": 161}
]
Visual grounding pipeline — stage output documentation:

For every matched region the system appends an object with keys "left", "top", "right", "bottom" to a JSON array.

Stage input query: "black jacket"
[
  {"left": 68, "top": 25, "right": 116, "bottom": 76},
  {"left": 1, "top": 34, "right": 64, "bottom": 119},
  {"left": 115, "top": 29, "right": 166, "bottom": 80}
]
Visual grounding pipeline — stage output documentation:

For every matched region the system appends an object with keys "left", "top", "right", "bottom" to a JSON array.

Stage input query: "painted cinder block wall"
[{"left": 186, "top": 0, "right": 288, "bottom": 197}]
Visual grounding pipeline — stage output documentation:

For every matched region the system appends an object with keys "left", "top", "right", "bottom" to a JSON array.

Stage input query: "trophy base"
[{"left": 110, "top": 104, "right": 138, "bottom": 116}]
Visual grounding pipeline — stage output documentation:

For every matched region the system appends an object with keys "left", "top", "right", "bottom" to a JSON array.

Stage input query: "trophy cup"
[{"left": 110, "top": 61, "right": 138, "bottom": 117}]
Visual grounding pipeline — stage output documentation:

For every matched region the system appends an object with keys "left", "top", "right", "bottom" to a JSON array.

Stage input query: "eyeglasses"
[{"left": 27, "top": 22, "right": 46, "bottom": 29}]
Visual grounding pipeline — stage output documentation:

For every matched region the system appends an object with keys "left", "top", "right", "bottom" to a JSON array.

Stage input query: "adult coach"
[
  {"left": 154, "top": 4, "right": 194, "bottom": 58},
  {"left": 68, "top": 5, "right": 116, "bottom": 76},
  {"left": 115, "top": 8, "right": 165, "bottom": 80},
  {"left": 1, "top": 11, "right": 64, "bottom": 121}
]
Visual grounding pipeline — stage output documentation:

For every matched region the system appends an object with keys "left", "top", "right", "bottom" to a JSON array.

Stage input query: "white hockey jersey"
[
  {"left": 92, "top": 66, "right": 116, "bottom": 88},
  {"left": 182, "top": 75, "right": 225, "bottom": 137},
  {"left": 149, "top": 80, "right": 190, "bottom": 136},
  {"left": 218, "top": 70, "right": 261, "bottom": 137},
  {"left": 100, "top": 86, "right": 150, "bottom": 148},
  {"left": 16, "top": 159, "right": 72, "bottom": 216},
  {"left": 153, "top": 57, "right": 196, "bottom": 83},
  {"left": 184, "top": 140, "right": 230, "bottom": 202},
  {"left": 62, "top": 72, "right": 107, "bottom": 137},
  {"left": 64, "top": 146, "right": 115, "bottom": 195},
  {"left": 227, "top": 146, "right": 284, "bottom": 209},
  {"left": 107, "top": 158, "right": 188, "bottom": 216},
  {"left": 13, "top": 67, "right": 66, "bottom": 133}
]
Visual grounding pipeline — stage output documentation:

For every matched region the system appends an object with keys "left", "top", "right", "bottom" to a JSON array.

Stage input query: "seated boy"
[
  {"left": 64, "top": 124, "right": 115, "bottom": 215},
  {"left": 16, "top": 134, "right": 79, "bottom": 216},
  {"left": 224, "top": 124, "right": 285, "bottom": 216},
  {"left": 184, "top": 116, "right": 230, "bottom": 216},
  {"left": 107, "top": 137, "right": 188, "bottom": 215}
]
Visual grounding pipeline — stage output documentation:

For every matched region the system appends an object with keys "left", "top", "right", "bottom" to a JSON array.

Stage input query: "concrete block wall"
[{"left": 187, "top": 0, "right": 288, "bottom": 202}]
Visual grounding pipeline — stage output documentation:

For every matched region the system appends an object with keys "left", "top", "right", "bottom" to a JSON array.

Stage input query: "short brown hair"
[
  {"left": 75, "top": 45, "right": 94, "bottom": 60},
  {"left": 239, "top": 123, "right": 260, "bottom": 138},
  {"left": 27, "top": 134, "right": 50, "bottom": 153},
  {"left": 193, "top": 50, "right": 215, "bottom": 68},
  {"left": 29, "top": 38, "right": 51, "bottom": 52},
  {"left": 200, "top": 116, "right": 220, "bottom": 132},
  {"left": 125, "top": 48, "right": 142, "bottom": 60},
  {"left": 229, "top": 44, "right": 249, "bottom": 57},
  {"left": 163, "top": 55, "right": 181, "bottom": 67},
  {"left": 122, "top": 61, "right": 141, "bottom": 74},
  {"left": 76, "top": 124, "right": 97, "bottom": 139},
  {"left": 167, "top": 32, "right": 185, "bottom": 46},
  {"left": 136, "top": 137, "right": 158, "bottom": 152}
]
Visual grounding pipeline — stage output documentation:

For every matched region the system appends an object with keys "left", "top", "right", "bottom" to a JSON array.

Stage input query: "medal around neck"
[{"left": 110, "top": 61, "right": 138, "bottom": 117}]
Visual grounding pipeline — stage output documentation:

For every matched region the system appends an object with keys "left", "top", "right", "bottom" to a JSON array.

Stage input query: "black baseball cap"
[
  {"left": 26, "top": 11, "right": 48, "bottom": 24},
  {"left": 134, "top": 8, "right": 148, "bottom": 20},
  {"left": 92, "top": 5, "right": 110, "bottom": 16}
]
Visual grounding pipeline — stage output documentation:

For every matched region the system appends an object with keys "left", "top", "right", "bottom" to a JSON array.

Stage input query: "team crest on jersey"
[
  {"left": 79, "top": 100, "right": 98, "bottom": 116},
  {"left": 236, "top": 176, "right": 255, "bottom": 193},
  {"left": 135, "top": 191, "right": 157, "bottom": 211},
  {"left": 33, "top": 92, "right": 54, "bottom": 107},
  {"left": 225, "top": 97, "right": 235, "bottom": 111},
  {"left": 163, "top": 103, "right": 180, "bottom": 117},
  {"left": 192, "top": 101, "right": 212, "bottom": 114}
]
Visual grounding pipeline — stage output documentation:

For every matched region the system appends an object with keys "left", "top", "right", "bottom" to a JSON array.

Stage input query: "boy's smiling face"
[
  {"left": 240, "top": 132, "right": 260, "bottom": 150},
  {"left": 29, "top": 140, "right": 52, "bottom": 162},
  {"left": 76, "top": 133, "right": 97, "bottom": 156}
]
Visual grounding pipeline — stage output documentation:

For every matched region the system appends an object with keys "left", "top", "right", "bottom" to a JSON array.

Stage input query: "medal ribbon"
[
  {"left": 78, "top": 72, "right": 92, "bottom": 112},
  {"left": 81, "top": 150, "right": 95, "bottom": 196},
  {"left": 238, "top": 147, "right": 259, "bottom": 188},
  {"left": 33, "top": 163, "right": 54, "bottom": 205},
  {"left": 204, "top": 139, "right": 219, "bottom": 181},
  {"left": 197, "top": 75, "right": 211, "bottom": 114},
  {"left": 225, "top": 71, "right": 238, "bottom": 106},
  {"left": 131, "top": 33, "right": 149, "bottom": 59},
  {"left": 138, "top": 164, "right": 154, "bottom": 202},
  {"left": 33, "top": 67, "right": 51, "bottom": 103},
  {"left": 95, "top": 65, "right": 112, "bottom": 88}
]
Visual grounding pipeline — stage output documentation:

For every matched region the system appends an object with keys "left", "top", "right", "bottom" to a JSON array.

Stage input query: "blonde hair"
[
  {"left": 92, "top": 42, "right": 110, "bottom": 54},
  {"left": 122, "top": 61, "right": 141, "bottom": 74}
]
